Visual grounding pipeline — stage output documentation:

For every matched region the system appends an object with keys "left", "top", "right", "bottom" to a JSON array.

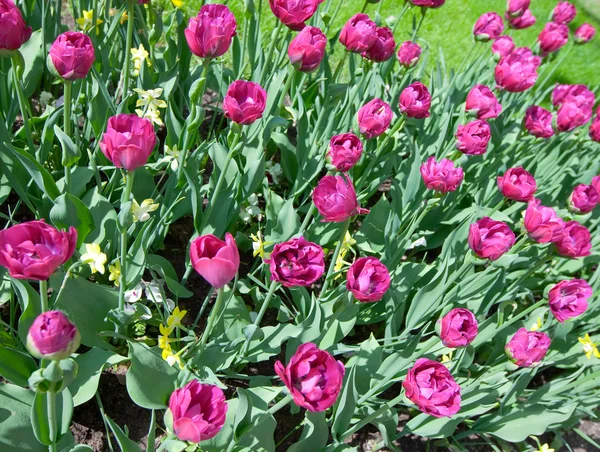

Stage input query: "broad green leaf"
[
  {"left": 104, "top": 415, "right": 142, "bottom": 452},
  {"left": 0, "top": 346, "right": 38, "bottom": 387},
  {"left": 49, "top": 193, "right": 95, "bottom": 247}
]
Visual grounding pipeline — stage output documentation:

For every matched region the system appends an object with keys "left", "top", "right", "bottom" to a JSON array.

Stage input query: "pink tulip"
[
  {"left": 506, "top": 9, "right": 536, "bottom": 29},
  {"left": 473, "top": 12, "right": 504, "bottom": 42},
  {"left": 0, "top": 0, "right": 31, "bottom": 51},
  {"left": 399, "top": 82, "right": 431, "bottom": 119},
  {"left": 339, "top": 13, "right": 378, "bottom": 54},
  {"left": 524, "top": 199, "right": 565, "bottom": 243},
  {"left": 455, "top": 119, "right": 491, "bottom": 156},
  {"left": 363, "top": 27, "right": 395, "bottom": 62},
  {"left": 346, "top": 257, "right": 390, "bottom": 302},
  {"left": 538, "top": 22, "right": 569, "bottom": 56},
  {"left": 168, "top": 381, "right": 227, "bottom": 442},
  {"left": 99, "top": 114, "right": 157, "bottom": 172},
  {"left": 505, "top": 328, "right": 550, "bottom": 367},
  {"left": 524, "top": 106, "right": 554, "bottom": 138},
  {"left": 552, "top": 84, "right": 595, "bottom": 109},
  {"left": 269, "top": 0, "right": 322, "bottom": 31},
  {"left": 495, "top": 47, "right": 541, "bottom": 92},
  {"left": 548, "top": 279, "right": 592, "bottom": 323},
  {"left": 556, "top": 101, "right": 593, "bottom": 132},
  {"left": 26, "top": 311, "right": 80, "bottom": 360},
  {"left": 491, "top": 36, "right": 515, "bottom": 60},
  {"left": 592, "top": 176, "right": 600, "bottom": 197},
  {"left": 49, "top": 32, "right": 95, "bottom": 81},
  {"left": 184, "top": 4, "right": 237, "bottom": 59},
  {"left": 313, "top": 174, "right": 369, "bottom": 222},
  {"left": 266, "top": 237, "right": 324, "bottom": 287},
  {"left": 409, "top": 0, "right": 445, "bottom": 7},
  {"left": 553, "top": 1, "right": 576, "bottom": 24},
  {"left": 0, "top": 220, "right": 76, "bottom": 280},
  {"left": 190, "top": 233, "right": 240, "bottom": 288},
  {"left": 397, "top": 41, "right": 422, "bottom": 68},
  {"left": 468, "top": 217, "right": 516, "bottom": 261},
  {"left": 506, "top": 0, "right": 530, "bottom": 18},
  {"left": 328, "top": 133, "right": 363, "bottom": 172},
  {"left": 275, "top": 343, "right": 345, "bottom": 412},
  {"left": 357, "top": 98, "right": 392, "bottom": 139},
  {"left": 590, "top": 118, "right": 600, "bottom": 142},
  {"left": 288, "top": 26, "right": 327, "bottom": 72},
  {"left": 568, "top": 184, "right": 598, "bottom": 214},
  {"left": 403, "top": 358, "right": 461, "bottom": 418},
  {"left": 223, "top": 80, "right": 267, "bottom": 125},
  {"left": 574, "top": 23, "right": 596, "bottom": 44},
  {"left": 465, "top": 84, "right": 502, "bottom": 120},
  {"left": 420, "top": 156, "right": 464, "bottom": 194},
  {"left": 438, "top": 308, "right": 478, "bottom": 348},
  {"left": 497, "top": 166, "right": 536, "bottom": 202},
  {"left": 553, "top": 221, "right": 592, "bottom": 258}
]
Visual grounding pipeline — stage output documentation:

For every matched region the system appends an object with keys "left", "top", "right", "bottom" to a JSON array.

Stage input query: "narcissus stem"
[
  {"left": 117, "top": 172, "right": 135, "bottom": 319},
  {"left": 121, "top": 0, "right": 135, "bottom": 99},
  {"left": 199, "top": 286, "right": 226, "bottom": 350},
  {"left": 319, "top": 218, "right": 351, "bottom": 297},
  {"left": 63, "top": 81, "right": 72, "bottom": 193},
  {"left": 11, "top": 53, "right": 35, "bottom": 153}
]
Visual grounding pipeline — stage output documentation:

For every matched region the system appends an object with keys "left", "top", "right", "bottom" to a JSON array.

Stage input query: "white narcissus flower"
[
  {"left": 131, "top": 198, "right": 159, "bottom": 223},
  {"left": 124, "top": 282, "right": 144, "bottom": 304},
  {"left": 145, "top": 280, "right": 165, "bottom": 304},
  {"left": 81, "top": 243, "right": 108, "bottom": 275}
]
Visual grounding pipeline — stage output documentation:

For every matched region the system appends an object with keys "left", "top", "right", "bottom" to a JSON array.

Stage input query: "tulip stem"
[
  {"left": 239, "top": 280, "right": 279, "bottom": 359},
  {"left": 267, "top": 394, "right": 293, "bottom": 416},
  {"left": 63, "top": 81, "right": 73, "bottom": 193},
  {"left": 11, "top": 54, "right": 35, "bottom": 153},
  {"left": 298, "top": 204, "right": 316, "bottom": 236},
  {"left": 261, "top": 20, "right": 284, "bottom": 83},
  {"left": 117, "top": 172, "right": 135, "bottom": 324},
  {"left": 39, "top": 279, "right": 49, "bottom": 313},
  {"left": 277, "top": 70, "right": 295, "bottom": 114},
  {"left": 319, "top": 218, "right": 351, "bottom": 298},
  {"left": 47, "top": 391, "right": 58, "bottom": 452},
  {"left": 121, "top": 0, "right": 135, "bottom": 100},
  {"left": 341, "top": 392, "right": 405, "bottom": 441},
  {"left": 332, "top": 51, "right": 348, "bottom": 82},
  {"left": 199, "top": 286, "right": 226, "bottom": 350}
]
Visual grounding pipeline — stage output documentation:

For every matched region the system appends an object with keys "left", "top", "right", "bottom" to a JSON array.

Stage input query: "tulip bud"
[
  {"left": 538, "top": 22, "right": 569, "bottom": 56},
  {"left": 506, "top": 9, "right": 536, "bottom": 29},
  {"left": 0, "top": 0, "right": 32, "bottom": 53},
  {"left": 506, "top": 0, "right": 530, "bottom": 18},
  {"left": 553, "top": 220, "right": 592, "bottom": 258},
  {"left": 269, "top": 0, "right": 321, "bottom": 31},
  {"left": 48, "top": 32, "right": 95, "bottom": 81},
  {"left": 27, "top": 311, "right": 80, "bottom": 361},
  {"left": 409, "top": 0, "right": 445, "bottom": 7},
  {"left": 524, "top": 106, "right": 554, "bottom": 138},
  {"left": 455, "top": 119, "right": 491, "bottom": 156},
  {"left": 397, "top": 41, "right": 422, "bottom": 68},
  {"left": 568, "top": 184, "right": 598, "bottom": 214},
  {"left": 362, "top": 26, "right": 395, "bottom": 62},
  {"left": 473, "top": 12, "right": 504, "bottom": 42},
  {"left": 552, "top": 1, "right": 576, "bottom": 24},
  {"left": 465, "top": 84, "right": 502, "bottom": 120},
  {"left": 357, "top": 98, "right": 392, "bottom": 139},
  {"left": 313, "top": 174, "right": 369, "bottom": 222},
  {"left": 420, "top": 156, "right": 464, "bottom": 194},
  {"left": 574, "top": 23, "right": 596, "bottom": 44},
  {"left": 505, "top": 328, "right": 550, "bottom": 368},
  {"left": 491, "top": 35, "right": 515, "bottom": 60},
  {"left": 223, "top": 80, "right": 267, "bottom": 125},
  {"left": 549, "top": 279, "right": 592, "bottom": 323},
  {"left": 288, "top": 26, "right": 327, "bottom": 72},
  {"left": 346, "top": 257, "right": 390, "bottom": 302},
  {"left": 339, "top": 13, "right": 378, "bottom": 53},
  {"left": 438, "top": 308, "right": 478, "bottom": 348},
  {"left": 190, "top": 233, "right": 240, "bottom": 288},
  {"left": 468, "top": 217, "right": 516, "bottom": 261},
  {"left": 266, "top": 237, "right": 324, "bottom": 287},
  {"left": 552, "top": 84, "right": 595, "bottom": 109},
  {"left": 184, "top": 4, "right": 237, "bottom": 59},
  {"left": 328, "top": 133, "right": 363, "bottom": 172},
  {"left": 99, "top": 114, "right": 157, "bottom": 172},
  {"left": 591, "top": 176, "right": 600, "bottom": 198},
  {"left": 524, "top": 198, "right": 565, "bottom": 243},
  {"left": 590, "top": 117, "right": 600, "bottom": 142},
  {"left": 497, "top": 166, "right": 537, "bottom": 202},
  {"left": 275, "top": 343, "right": 345, "bottom": 412},
  {"left": 495, "top": 47, "right": 541, "bottom": 92},
  {"left": 556, "top": 101, "right": 593, "bottom": 133},
  {"left": 399, "top": 82, "right": 431, "bottom": 119}
]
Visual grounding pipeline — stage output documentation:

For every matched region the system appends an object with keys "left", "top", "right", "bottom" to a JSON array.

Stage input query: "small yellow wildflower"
[
  {"left": 171, "top": 0, "right": 183, "bottom": 8},
  {"left": 530, "top": 316, "right": 543, "bottom": 332},
  {"left": 441, "top": 351, "right": 453, "bottom": 363},
  {"left": 159, "top": 323, "right": 174, "bottom": 339},
  {"left": 163, "top": 145, "right": 181, "bottom": 171},
  {"left": 76, "top": 10, "right": 103, "bottom": 35},
  {"left": 166, "top": 307, "right": 187, "bottom": 330},
  {"left": 162, "top": 346, "right": 184, "bottom": 369},
  {"left": 81, "top": 243, "right": 108, "bottom": 275},
  {"left": 131, "top": 44, "right": 150, "bottom": 77},
  {"left": 250, "top": 231, "right": 272, "bottom": 259},
  {"left": 109, "top": 8, "right": 128, "bottom": 24},
  {"left": 108, "top": 261, "right": 121, "bottom": 286},
  {"left": 578, "top": 334, "right": 600, "bottom": 360},
  {"left": 131, "top": 198, "right": 159, "bottom": 222},
  {"left": 133, "top": 88, "right": 167, "bottom": 111},
  {"left": 334, "top": 232, "right": 356, "bottom": 279},
  {"left": 539, "top": 444, "right": 554, "bottom": 452}
]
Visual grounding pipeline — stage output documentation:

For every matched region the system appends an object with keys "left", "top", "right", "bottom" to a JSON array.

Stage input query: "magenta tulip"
[
  {"left": 590, "top": 118, "right": 600, "bottom": 142},
  {"left": 420, "top": 156, "right": 464, "bottom": 194},
  {"left": 363, "top": 26, "right": 395, "bottom": 62},
  {"left": 438, "top": 308, "right": 478, "bottom": 348},
  {"left": 465, "top": 84, "right": 502, "bottom": 120},
  {"left": 524, "top": 199, "right": 565, "bottom": 244},
  {"left": 497, "top": 167, "right": 536, "bottom": 202},
  {"left": 223, "top": 80, "right": 267, "bottom": 125},
  {"left": 190, "top": 233, "right": 240, "bottom": 288},
  {"left": 505, "top": 328, "right": 550, "bottom": 367},
  {"left": 506, "top": 0, "right": 530, "bottom": 18},
  {"left": 574, "top": 23, "right": 596, "bottom": 44},
  {"left": 455, "top": 119, "right": 491, "bottom": 156},
  {"left": 26, "top": 311, "right": 80, "bottom": 360},
  {"left": 339, "top": 13, "right": 378, "bottom": 54},
  {"left": 506, "top": 9, "right": 536, "bottom": 29},
  {"left": 266, "top": 237, "right": 324, "bottom": 287},
  {"left": 524, "top": 106, "right": 554, "bottom": 138},
  {"left": 49, "top": 32, "right": 95, "bottom": 81},
  {"left": 556, "top": 101, "right": 593, "bottom": 132},
  {"left": 328, "top": 133, "right": 363, "bottom": 172},
  {"left": 184, "top": 4, "right": 237, "bottom": 59},
  {"left": 357, "top": 98, "right": 392, "bottom": 139},
  {"left": 399, "top": 82, "right": 431, "bottom": 119},
  {"left": 468, "top": 217, "right": 516, "bottom": 261},
  {"left": 592, "top": 176, "right": 600, "bottom": 197},
  {"left": 288, "top": 26, "right": 327, "bottom": 72},
  {"left": 552, "top": 84, "right": 595, "bottom": 109},
  {"left": 313, "top": 174, "right": 369, "bottom": 222},
  {"left": 397, "top": 41, "right": 422, "bottom": 68},
  {"left": 99, "top": 114, "right": 157, "bottom": 171},
  {"left": 495, "top": 47, "right": 541, "bottom": 92},
  {"left": 275, "top": 343, "right": 345, "bottom": 412},
  {"left": 553, "top": 221, "right": 592, "bottom": 258},
  {"left": 548, "top": 279, "right": 592, "bottom": 323},
  {"left": 538, "top": 22, "right": 569, "bottom": 56},
  {"left": 553, "top": 1, "right": 576, "bottom": 24},
  {"left": 409, "top": 0, "right": 445, "bottom": 7},
  {"left": 346, "top": 257, "right": 390, "bottom": 302},
  {"left": 568, "top": 184, "right": 598, "bottom": 214},
  {"left": 269, "top": 0, "right": 321, "bottom": 31},
  {"left": 473, "top": 12, "right": 504, "bottom": 42},
  {"left": 491, "top": 36, "right": 515, "bottom": 60},
  {"left": 0, "top": 0, "right": 31, "bottom": 51}
]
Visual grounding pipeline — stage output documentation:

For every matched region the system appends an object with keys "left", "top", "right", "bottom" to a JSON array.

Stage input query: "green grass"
[{"left": 194, "top": 0, "right": 600, "bottom": 87}]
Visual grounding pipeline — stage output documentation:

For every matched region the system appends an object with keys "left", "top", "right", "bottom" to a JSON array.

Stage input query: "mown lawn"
[{"left": 185, "top": 0, "right": 600, "bottom": 86}]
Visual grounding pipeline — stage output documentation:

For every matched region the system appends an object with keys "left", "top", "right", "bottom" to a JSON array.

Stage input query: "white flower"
[
  {"left": 159, "top": 145, "right": 181, "bottom": 172},
  {"left": 40, "top": 91, "right": 53, "bottom": 107},
  {"left": 131, "top": 198, "right": 159, "bottom": 223},
  {"left": 408, "top": 237, "right": 427, "bottom": 250},
  {"left": 124, "top": 282, "right": 144, "bottom": 303},
  {"left": 266, "top": 162, "right": 283, "bottom": 184},
  {"left": 145, "top": 280, "right": 165, "bottom": 304}
]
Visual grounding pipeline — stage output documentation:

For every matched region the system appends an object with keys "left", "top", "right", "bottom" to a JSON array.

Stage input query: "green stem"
[
  {"left": 277, "top": 70, "right": 295, "bottom": 113},
  {"left": 11, "top": 54, "right": 35, "bottom": 153},
  {"left": 240, "top": 280, "right": 279, "bottom": 358},
  {"left": 298, "top": 204, "right": 316, "bottom": 236},
  {"left": 117, "top": 172, "right": 135, "bottom": 317},
  {"left": 360, "top": 0, "right": 369, "bottom": 13},
  {"left": 267, "top": 394, "right": 293, "bottom": 415},
  {"left": 261, "top": 20, "right": 284, "bottom": 82},
  {"left": 54, "top": 0, "right": 61, "bottom": 36},
  {"left": 63, "top": 81, "right": 73, "bottom": 193},
  {"left": 332, "top": 51, "right": 348, "bottom": 82},
  {"left": 47, "top": 391, "right": 57, "bottom": 452},
  {"left": 319, "top": 218, "right": 351, "bottom": 298},
  {"left": 499, "top": 299, "right": 546, "bottom": 331},
  {"left": 40, "top": 279, "right": 49, "bottom": 313},
  {"left": 191, "top": 286, "right": 215, "bottom": 331},
  {"left": 122, "top": 0, "right": 135, "bottom": 99},
  {"left": 341, "top": 392, "right": 405, "bottom": 440},
  {"left": 411, "top": 8, "right": 427, "bottom": 41},
  {"left": 199, "top": 286, "right": 226, "bottom": 350}
]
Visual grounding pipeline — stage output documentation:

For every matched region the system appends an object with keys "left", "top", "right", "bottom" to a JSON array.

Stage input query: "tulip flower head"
[
  {"left": 27, "top": 311, "right": 81, "bottom": 360},
  {"left": 184, "top": 4, "right": 237, "bottom": 59},
  {"left": 190, "top": 233, "right": 240, "bottom": 288}
]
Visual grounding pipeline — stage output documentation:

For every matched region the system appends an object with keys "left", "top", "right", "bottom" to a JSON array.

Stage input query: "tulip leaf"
[
  {"left": 49, "top": 193, "right": 95, "bottom": 247},
  {"left": 31, "top": 389, "right": 74, "bottom": 446},
  {"left": 104, "top": 415, "right": 142, "bottom": 452},
  {"left": 288, "top": 411, "right": 328, "bottom": 452},
  {"left": 53, "top": 125, "right": 81, "bottom": 167},
  {"left": 331, "top": 365, "right": 356, "bottom": 441},
  {"left": 3, "top": 143, "right": 60, "bottom": 201},
  {"left": 0, "top": 346, "right": 38, "bottom": 387}
]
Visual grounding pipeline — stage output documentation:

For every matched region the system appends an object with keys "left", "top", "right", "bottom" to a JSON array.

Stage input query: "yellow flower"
[
  {"left": 334, "top": 232, "right": 356, "bottom": 279},
  {"left": 171, "top": 0, "right": 183, "bottom": 7},
  {"left": 108, "top": 261, "right": 121, "bottom": 287},
  {"left": 578, "top": 334, "right": 600, "bottom": 360},
  {"left": 109, "top": 8, "right": 128, "bottom": 24},
  {"left": 250, "top": 231, "right": 272, "bottom": 259},
  {"left": 166, "top": 307, "right": 187, "bottom": 330},
  {"left": 530, "top": 316, "right": 543, "bottom": 332},
  {"left": 76, "top": 10, "right": 103, "bottom": 35},
  {"left": 131, "top": 44, "right": 150, "bottom": 76},
  {"left": 539, "top": 445, "right": 554, "bottom": 452},
  {"left": 441, "top": 351, "right": 453, "bottom": 363},
  {"left": 163, "top": 145, "right": 181, "bottom": 171},
  {"left": 131, "top": 198, "right": 159, "bottom": 222},
  {"left": 162, "top": 347, "right": 184, "bottom": 369},
  {"left": 133, "top": 88, "right": 167, "bottom": 111},
  {"left": 81, "top": 243, "right": 108, "bottom": 275},
  {"left": 159, "top": 323, "right": 173, "bottom": 338}
]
